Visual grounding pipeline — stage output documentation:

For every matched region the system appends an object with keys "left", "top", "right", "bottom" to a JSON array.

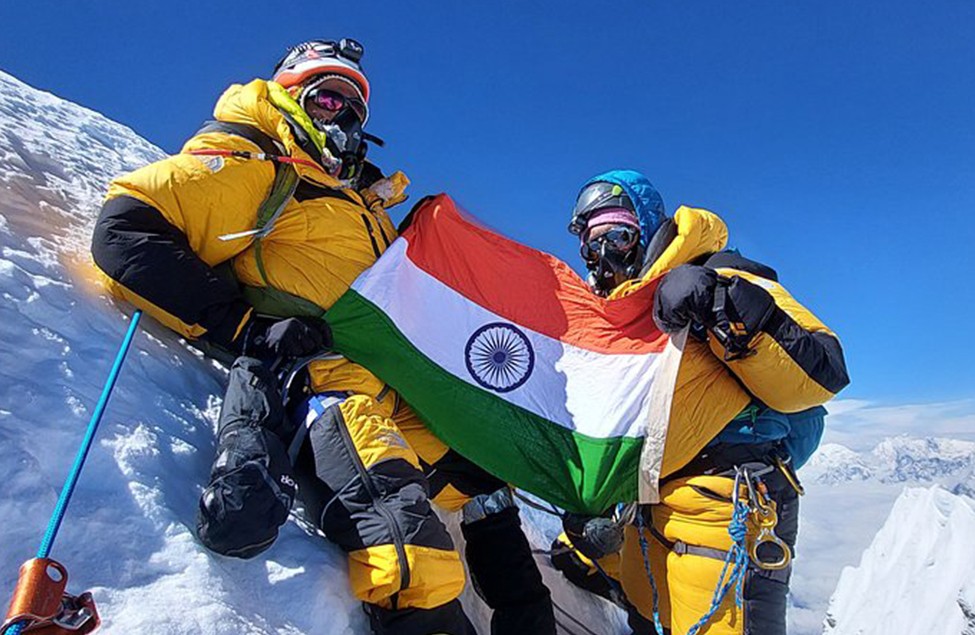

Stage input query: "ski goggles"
[
  {"left": 304, "top": 81, "right": 368, "bottom": 123},
  {"left": 580, "top": 225, "right": 640, "bottom": 262}
]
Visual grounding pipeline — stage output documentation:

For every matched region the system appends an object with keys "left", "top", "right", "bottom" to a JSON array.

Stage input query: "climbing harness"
[
  {"left": 3, "top": 311, "right": 142, "bottom": 635},
  {"left": 633, "top": 469, "right": 752, "bottom": 635},
  {"left": 633, "top": 462, "right": 795, "bottom": 634}
]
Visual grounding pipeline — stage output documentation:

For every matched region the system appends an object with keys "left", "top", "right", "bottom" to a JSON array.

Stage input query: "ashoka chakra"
[{"left": 464, "top": 322, "right": 535, "bottom": 393}]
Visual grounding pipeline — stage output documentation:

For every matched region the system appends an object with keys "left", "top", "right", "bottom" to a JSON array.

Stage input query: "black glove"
[
  {"left": 241, "top": 316, "right": 332, "bottom": 360},
  {"left": 652, "top": 264, "right": 719, "bottom": 333},
  {"left": 563, "top": 513, "right": 625, "bottom": 561}
]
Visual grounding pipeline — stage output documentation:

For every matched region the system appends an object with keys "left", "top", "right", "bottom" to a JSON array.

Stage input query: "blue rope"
[
  {"left": 684, "top": 500, "right": 750, "bottom": 635},
  {"left": 4, "top": 311, "right": 141, "bottom": 635},
  {"left": 634, "top": 512, "right": 667, "bottom": 635}
]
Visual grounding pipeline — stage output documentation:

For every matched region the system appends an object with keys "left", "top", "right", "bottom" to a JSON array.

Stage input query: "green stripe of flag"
[{"left": 329, "top": 290, "right": 641, "bottom": 514}]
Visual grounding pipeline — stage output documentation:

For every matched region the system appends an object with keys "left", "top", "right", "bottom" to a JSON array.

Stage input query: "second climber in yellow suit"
[
  {"left": 91, "top": 39, "right": 555, "bottom": 635},
  {"left": 550, "top": 170, "right": 849, "bottom": 635}
]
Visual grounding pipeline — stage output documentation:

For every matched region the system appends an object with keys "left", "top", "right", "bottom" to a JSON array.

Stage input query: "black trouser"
[
  {"left": 627, "top": 473, "right": 799, "bottom": 635},
  {"left": 196, "top": 357, "right": 297, "bottom": 559},
  {"left": 463, "top": 506, "right": 556, "bottom": 635}
]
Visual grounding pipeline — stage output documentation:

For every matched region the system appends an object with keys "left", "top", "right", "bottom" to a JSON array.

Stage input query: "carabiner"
[{"left": 775, "top": 455, "right": 805, "bottom": 496}]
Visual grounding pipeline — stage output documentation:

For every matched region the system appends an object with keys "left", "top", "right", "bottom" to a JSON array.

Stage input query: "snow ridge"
[
  {"left": 824, "top": 486, "right": 975, "bottom": 635},
  {"left": 0, "top": 69, "right": 163, "bottom": 260}
]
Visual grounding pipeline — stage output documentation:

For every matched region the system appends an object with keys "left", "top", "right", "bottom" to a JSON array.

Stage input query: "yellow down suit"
[{"left": 557, "top": 205, "right": 848, "bottom": 635}]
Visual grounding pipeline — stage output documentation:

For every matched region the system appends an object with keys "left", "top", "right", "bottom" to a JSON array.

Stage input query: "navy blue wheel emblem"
[{"left": 465, "top": 322, "right": 535, "bottom": 393}]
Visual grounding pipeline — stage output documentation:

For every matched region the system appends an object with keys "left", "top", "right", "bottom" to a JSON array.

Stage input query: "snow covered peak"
[
  {"left": 824, "top": 486, "right": 975, "bottom": 634},
  {"left": 0, "top": 70, "right": 163, "bottom": 258},
  {"left": 872, "top": 435, "right": 975, "bottom": 483}
]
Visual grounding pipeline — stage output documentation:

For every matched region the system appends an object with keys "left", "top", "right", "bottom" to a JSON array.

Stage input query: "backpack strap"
[
  {"left": 196, "top": 120, "right": 300, "bottom": 240},
  {"left": 192, "top": 121, "right": 324, "bottom": 319},
  {"left": 196, "top": 120, "right": 282, "bottom": 156}
]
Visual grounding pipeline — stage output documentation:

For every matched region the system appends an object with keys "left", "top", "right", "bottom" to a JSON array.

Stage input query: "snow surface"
[
  {"left": 789, "top": 438, "right": 975, "bottom": 633},
  {"left": 2, "top": 68, "right": 973, "bottom": 635}
]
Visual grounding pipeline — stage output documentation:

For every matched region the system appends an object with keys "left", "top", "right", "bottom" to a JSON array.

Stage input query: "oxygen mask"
[{"left": 581, "top": 222, "right": 643, "bottom": 296}]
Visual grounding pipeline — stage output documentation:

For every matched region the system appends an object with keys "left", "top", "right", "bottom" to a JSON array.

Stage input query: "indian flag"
[{"left": 328, "top": 194, "right": 683, "bottom": 514}]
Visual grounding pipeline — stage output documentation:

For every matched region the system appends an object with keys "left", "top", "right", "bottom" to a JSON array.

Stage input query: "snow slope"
[
  {"left": 0, "top": 70, "right": 622, "bottom": 634},
  {"left": 823, "top": 487, "right": 975, "bottom": 634}
]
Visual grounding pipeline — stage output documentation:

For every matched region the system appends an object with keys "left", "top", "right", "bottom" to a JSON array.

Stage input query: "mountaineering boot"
[
  {"left": 462, "top": 489, "right": 557, "bottom": 635},
  {"left": 196, "top": 357, "right": 297, "bottom": 558}
]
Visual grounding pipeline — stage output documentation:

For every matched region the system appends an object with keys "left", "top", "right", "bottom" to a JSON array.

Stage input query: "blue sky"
[{"left": 2, "top": 1, "right": 973, "bottom": 404}]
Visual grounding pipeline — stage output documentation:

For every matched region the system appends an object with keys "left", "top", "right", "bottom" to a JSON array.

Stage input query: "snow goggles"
[
  {"left": 580, "top": 225, "right": 640, "bottom": 262},
  {"left": 306, "top": 86, "right": 367, "bottom": 123}
]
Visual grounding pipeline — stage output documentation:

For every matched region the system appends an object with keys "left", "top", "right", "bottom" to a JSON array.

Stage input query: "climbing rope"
[
  {"left": 682, "top": 469, "right": 750, "bottom": 635},
  {"left": 633, "top": 512, "right": 668, "bottom": 635},
  {"left": 2, "top": 311, "right": 141, "bottom": 635}
]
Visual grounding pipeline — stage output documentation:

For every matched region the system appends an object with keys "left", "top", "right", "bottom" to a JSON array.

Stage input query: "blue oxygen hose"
[{"left": 4, "top": 310, "right": 141, "bottom": 635}]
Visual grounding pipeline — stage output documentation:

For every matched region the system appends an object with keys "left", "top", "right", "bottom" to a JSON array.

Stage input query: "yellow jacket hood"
[
  {"left": 610, "top": 206, "right": 728, "bottom": 300},
  {"left": 211, "top": 79, "right": 342, "bottom": 189}
]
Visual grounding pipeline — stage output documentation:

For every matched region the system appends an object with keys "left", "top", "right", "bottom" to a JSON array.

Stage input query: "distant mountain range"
[{"left": 805, "top": 436, "right": 975, "bottom": 493}]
